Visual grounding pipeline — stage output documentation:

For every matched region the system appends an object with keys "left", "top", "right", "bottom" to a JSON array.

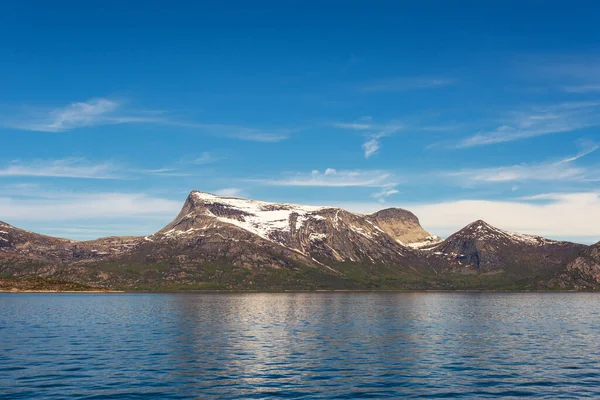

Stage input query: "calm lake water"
[{"left": 1, "top": 292, "right": 600, "bottom": 399}]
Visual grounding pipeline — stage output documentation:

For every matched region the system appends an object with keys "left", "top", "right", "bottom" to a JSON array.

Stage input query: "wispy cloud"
[
  {"left": 135, "top": 168, "right": 192, "bottom": 177},
  {"left": 332, "top": 118, "right": 402, "bottom": 158},
  {"left": 456, "top": 101, "right": 600, "bottom": 148},
  {"left": 192, "top": 152, "right": 219, "bottom": 164},
  {"left": 447, "top": 144, "right": 599, "bottom": 183},
  {"left": 362, "top": 133, "right": 386, "bottom": 158},
  {"left": 331, "top": 122, "right": 375, "bottom": 130},
  {"left": 4, "top": 98, "right": 163, "bottom": 132},
  {"left": 360, "top": 77, "right": 455, "bottom": 92},
  {"left": 213, "top": 188, "right": 245, "bottom": 197},
  {"left": 561, "top": 84, "right": 600, "bottom": 93},
  {"left": 534, "top": 58, "right": 600, "bottom": 93},
  {"left": 0, "top": 158, "right": 199, "bottom": 179},
  {"left": 251, "top": 168, "right": 398, "bottom": 188},
  {"left": 3, "top": 98, "right": 292, "bottom": 142},
  {"left": 371, "top": 188, "right": 399, "bottom": 202},
  {"left": 166, "top": 122, "right": 292, "bottom": 142},
  {"left": 0, "top": 158, "right": 121, "bottom": 179}
]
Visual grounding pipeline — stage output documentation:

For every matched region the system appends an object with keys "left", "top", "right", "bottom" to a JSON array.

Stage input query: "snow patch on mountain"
[
  {"left": 192, "top": 192, "right": 331, "bottom": 240},
  {"left": 465, "top": 220, "right": 554, "bottom": 246},
  {"left": 406, "top": 235, "right": 443, "bottom": 249}
]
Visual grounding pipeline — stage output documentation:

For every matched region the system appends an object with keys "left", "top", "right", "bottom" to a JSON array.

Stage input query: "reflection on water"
[{"left": 1, "top": 292, "right": 600, "bottom": 398}]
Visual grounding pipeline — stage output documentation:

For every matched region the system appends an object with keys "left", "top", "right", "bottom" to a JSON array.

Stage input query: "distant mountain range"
[{"left": 1, "top": 191, "right": 598, "bottom": 291}]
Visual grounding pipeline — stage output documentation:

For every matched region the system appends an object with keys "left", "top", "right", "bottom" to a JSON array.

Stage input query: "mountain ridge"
[{"left": 0, "top": 191, "right": 595, "bottom": 291}]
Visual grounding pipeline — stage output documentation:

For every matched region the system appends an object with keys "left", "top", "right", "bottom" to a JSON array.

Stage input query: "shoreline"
[
  {"left": 0, "top": 290, "right": 125, "bottom": 293},
  {"left": 2, "top": 289, "right": 597, "bottom": 293}
]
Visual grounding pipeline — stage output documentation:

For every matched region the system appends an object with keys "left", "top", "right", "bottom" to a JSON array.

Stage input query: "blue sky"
[{"left": 1, "top": 1, "right": 599, "bottom": 243}]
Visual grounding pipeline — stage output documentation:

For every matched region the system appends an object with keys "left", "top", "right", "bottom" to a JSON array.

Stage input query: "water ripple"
[{"left": 1, "top": 292, "right": 600, "bottom": 399}]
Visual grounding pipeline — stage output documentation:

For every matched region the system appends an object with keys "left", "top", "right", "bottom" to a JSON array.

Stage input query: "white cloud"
[
  {"left": 5, "top": 98, "right": 162, "bottom": 132},
  {"left": 252, "top": 168, "right": 397, "bottom": 188},
  {"left": 0, "top": 192, "right": 181, "bottom": 222},
  {"left": 456, "top": 102, "right": 600, "bottom": 148},
  {"left": 371, "top": 188, "right": 399, "bottom": 201},
  {"left": 331, "top": 122, "right": 374, "bottom": 130},
  {"left": 192, "top": 152, "right": 218, "bottom": 164},
  {"left": 562, "top": 84, "right": 600, "bottom": 93},
  {"left": 410, "top": 194, "right": 600, "bottom": 243},
  {"left": 213, "top": 188, "right": 244, "bottom": 197},
  {"left": 39, "top": 225, "right": 164, "bottom": 240},
  {"left": 170, "top": 122, "right": 292, "bottom": 142},
  {"left": 0, "top": 191, "right": 183, "bottom": 240},
  {"left": 447, "top": 145, "right": 599, "bottom": 183},
  {"left": 3, "top": 98, "right": 292, "bottom": 142},
  {"left": 362, "top": 133, "right": 386, "bottom": 158},
  {"left": 332, "top": 119, "right": 401, "bottom": 159},
  {"left": 135, "top": 168, "right": 191, "bottom": 177},
  {"left": 330, "top": 119, "right": 403, "bottom": 133},
  {"left": 360, "top": 77, "right": 455, "bottom": 92},
  {"left": 0, "top": 158, "right": 121, "bottom": 179},
  {"left": 333, "top": 192, "right": 600, "bottom": 244},
  {"left": 535, "top": 59, "right": 600, "bottom": 93}
]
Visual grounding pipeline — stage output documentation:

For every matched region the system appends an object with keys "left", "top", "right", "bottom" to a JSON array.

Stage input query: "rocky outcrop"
[
  {"left": 367, "top": 208, "right": 440, "bottom": 247},
  {"left": 543, "top": 242, "right": 600, "bottom": 289}
]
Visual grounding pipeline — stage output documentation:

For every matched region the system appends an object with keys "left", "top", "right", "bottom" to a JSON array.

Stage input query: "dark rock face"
[
  {"left": 543, "top": 242, "right": 600, "bottom": 289},
  {"left": 0, "top": 192, "right": 593, "bottom": 291}
]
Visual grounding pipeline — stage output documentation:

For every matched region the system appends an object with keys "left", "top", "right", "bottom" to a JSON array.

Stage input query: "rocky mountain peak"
[
  {"left": 370, "top": 208, "right": 420, "bottom": 223},
  {"left": 424, "top": 219, "right": 585, "bottom": 273},
  {"left": 367, "top": 207, "right": 439, "bottom": 247},
  {"left": 451, "top": 220, "right": 554, "bottom": 246},
  {"left": 157, "top": 191, "right": 335, "bottom": 244}
]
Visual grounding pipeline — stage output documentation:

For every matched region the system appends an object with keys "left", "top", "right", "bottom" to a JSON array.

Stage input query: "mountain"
[
  {"left": 153, "top": 191, "right": 434, "bottom": 266},
  {"left": 366, "top": 208, "right": 441, "bottom": 248},
  {"left": 0, "top": 191, "right": 593, "bottom": 291},
  {"left": 421, "top": 220, "right": 586, "bottom": 281},
  {"left": 543, "top": 241, "right": 600, "bottom": 289}
]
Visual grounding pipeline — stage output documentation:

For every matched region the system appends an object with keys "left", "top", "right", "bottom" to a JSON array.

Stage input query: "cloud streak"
[
  {"left": 447, "top": 144, "right": 599, "bottom": 183},
  {"left": 456, "top": 102, "right": 600, "bottom": 148},
  {"left": 251, "top": 168, "right": 398, "bottom": 188},
  {"left": 0, "top": 158, "right": 122, "bottom": 179},
  {"left": 371, "top": 188, "right": 399, "bottom": 201},
  {"left": 171, "top": 122, "right": 292, "bottom": 142},
  {"left": 2, "top": 98, "right": 292, "bottom": 142},
  {"left": 362, "top": 133, "right": 385, "bottom": 158},
  {"left": 213, "top": 188, "right": 245, "bottom": 197},
  {"left": 5, "top": 99, "right": 162, "bottom": 132},
  {"left": 332, "top": 118, "right": 401, "bottom": 158},
  {"left": 360, "top": 77, "right": 455, "bottom": 92}
]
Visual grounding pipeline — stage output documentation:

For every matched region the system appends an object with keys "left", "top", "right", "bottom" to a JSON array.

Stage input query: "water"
[{"left": 1, "top": 293, "right": 600, "bottom": 399}]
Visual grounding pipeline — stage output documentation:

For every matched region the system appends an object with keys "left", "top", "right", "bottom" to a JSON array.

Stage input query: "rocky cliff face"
[
  {"left": 0, "top": 192, "right": 593, "bottom": 291},
  {"left": 543, "top": 242, "right": 600, "bottom": 289},
  {"left": 367, "top": 208, "right": 441, "bottom": 248}
]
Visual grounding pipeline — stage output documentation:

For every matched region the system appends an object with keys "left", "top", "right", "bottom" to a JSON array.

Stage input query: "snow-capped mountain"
[
  {"left": 151, "top": 191, "right": 434, "bottom": 266},
  {"left": 0, "top": 191, "right": 594, "bottom": 290}
]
